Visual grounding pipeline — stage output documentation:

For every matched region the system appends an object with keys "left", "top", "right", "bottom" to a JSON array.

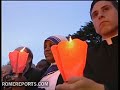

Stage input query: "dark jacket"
[
  {"left": 24, "top": 67, "right": 44, "bottom": 90},
  {"left": 24, "top": 67, "right": 43, "bottom": 82},
  {"left": 84, "top": 36, "right": 118, "bottom": 90},
  {"left": 56, "top": 74, "right": 64, "bottom": 85}
]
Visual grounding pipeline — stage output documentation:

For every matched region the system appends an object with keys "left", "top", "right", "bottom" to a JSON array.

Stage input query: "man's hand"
[{"left": 56, "top": 77, "right": 104, "bottom": 90}]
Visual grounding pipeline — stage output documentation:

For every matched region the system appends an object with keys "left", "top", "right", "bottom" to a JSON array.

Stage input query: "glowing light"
[
  {"left": 20, "top": 47, "right": 25, "bottom": 52},
  {"left": 69, "top": 36, "right": 72, "bottom": 42},
  {"left": 68, "top": 36, "right": 73, "bottom": 48}
]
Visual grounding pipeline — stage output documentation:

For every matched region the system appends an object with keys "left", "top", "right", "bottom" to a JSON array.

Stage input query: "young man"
[{"left": 56, "top": 1, "right": 118, "bottom": 90}]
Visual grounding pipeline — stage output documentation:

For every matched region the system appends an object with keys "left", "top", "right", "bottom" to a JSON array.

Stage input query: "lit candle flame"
[
  {"left": 69, "top": 36, "right": 72, "bottom": 43},
  {"left": 68, "top": 36, "right": 73, "bottom": 48},
  {"left": 20, "top": 47, "right": 25, "bottom": 52}
]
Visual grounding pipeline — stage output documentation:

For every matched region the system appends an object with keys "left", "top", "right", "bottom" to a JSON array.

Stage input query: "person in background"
[
  {"left": 31, "top": 63, "right": 36, "bottom": 68},
  {"left": 14, "top": 47, "right": 43, "bottom": 83},
  {"left": 36, "top": 59, "right": 50, "bottom": 71},
  {"left": 2, "top": 64, "right": 12, "bottom": 81},
  {"left": 2, "top": 64, "right": 13, "bottom": 90},
  {"left": 56, "top": 0, "right": 118, "bottom": 90},
  {"left": 37, "top": 35, "right": 68, "bottom": 90},
  {"left": 3, "top": 46, "right": 43, "bottom": 90}
]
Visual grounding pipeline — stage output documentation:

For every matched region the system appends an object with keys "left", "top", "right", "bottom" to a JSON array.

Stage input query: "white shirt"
[
  {"left": 38, "top": 63, "right": 60, "bottom": 90},
  {"left": 38, "top": 70, "right": 60, "bottom": 90}
]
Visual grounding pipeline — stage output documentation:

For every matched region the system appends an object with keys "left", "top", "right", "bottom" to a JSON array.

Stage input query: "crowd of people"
[{"left": 2, "top": 0, "right": 118, "bottom": 90}]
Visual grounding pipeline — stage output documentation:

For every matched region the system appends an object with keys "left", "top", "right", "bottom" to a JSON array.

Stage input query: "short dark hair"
[
  {"left": 90, "top": 0, "right": 118, "bottom": 18},
  {"left": 37, "top": 59, "right": 50, "bottom": 65}
]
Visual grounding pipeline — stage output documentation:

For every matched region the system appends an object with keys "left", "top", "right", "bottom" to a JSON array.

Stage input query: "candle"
[
  {"left": 9, "top": 47, "right": 29, "bottom": 74},
  {"left": 9, "top": 50, "right": 19, "bottom": 73},
  {"left": 51, "top": 37, "right": 88, "bottom": 81}
]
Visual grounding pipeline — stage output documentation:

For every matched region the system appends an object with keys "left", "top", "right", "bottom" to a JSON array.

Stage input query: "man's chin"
[{"left": 100, "top": 25, "right": 112, "bottom": 34}]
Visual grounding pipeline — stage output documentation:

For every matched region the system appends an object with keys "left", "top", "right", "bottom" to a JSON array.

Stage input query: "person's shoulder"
[
  {"left": 26, "top": 67, "right": 42, "bottom": 77},
  {"left": 26, "top": 67, "right": 43, "bottom": 82},
  {"left": 30, "top": 67, "right": 42, "bottom": 73},
  {"left": 88, "top": 43, "right": 102, "bottom": 53},
  {"left": 87, "top": 42, "right": 103, "bottom": 62}
]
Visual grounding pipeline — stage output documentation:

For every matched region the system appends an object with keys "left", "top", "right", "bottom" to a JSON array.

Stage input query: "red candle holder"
[
  {"left": 9, "top": 47, "right": 29, "bottom": 74},
  {"left": 51, "top": 38, "right": 88, "bottom": 81}
]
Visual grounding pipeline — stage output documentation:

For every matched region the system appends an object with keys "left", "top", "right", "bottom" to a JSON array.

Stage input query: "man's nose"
[{"left": 98, "top": 12, "right": 105, "bottom": 20}]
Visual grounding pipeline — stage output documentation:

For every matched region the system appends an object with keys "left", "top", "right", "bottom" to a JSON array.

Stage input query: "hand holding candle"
[
  {"left": 9, "top": 47, "right": 29, "bottom": 74},
  {"left": 51, "top": 37, "right": 88, "bottom": 81}
]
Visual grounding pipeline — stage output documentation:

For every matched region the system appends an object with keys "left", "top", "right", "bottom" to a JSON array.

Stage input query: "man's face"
[
  {"left": 91, "top": 1, "right": 118, "bottom": 39},
  {"left": 44, "top": 40, "right": 55, "bottom": 63}
]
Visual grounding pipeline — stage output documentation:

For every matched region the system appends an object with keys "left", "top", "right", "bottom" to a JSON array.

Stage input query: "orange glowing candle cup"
[
  {"left": 9, "top": 47, "right": 29, "bottom": 74},
  {"left": 51, "top": 37, "right": 88, "bottom": 81}
]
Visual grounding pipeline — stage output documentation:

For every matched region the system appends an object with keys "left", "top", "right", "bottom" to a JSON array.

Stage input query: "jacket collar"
[{"left": 102, "top": 36, "right": 118, "bottom": 45}]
